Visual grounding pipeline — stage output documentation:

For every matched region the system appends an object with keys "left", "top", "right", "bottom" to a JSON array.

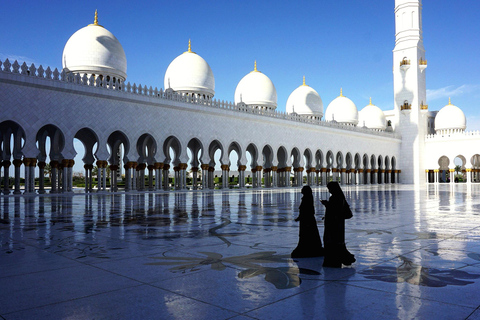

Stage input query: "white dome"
[
  {"left": 164, "top": 43, "right": 215, "bottom": 98},
  {"left": 358, "top": 100, "right": 386, "bottom": 130},
  {"left": 234, "top": 63, "right": 277, "bottom": 109},
  {"left": 434, "top": 99, "right": 466, "bottom": 132},
  {"left": 286, "top": 79, "right": 323, "bottom": 118},
  {"left": 62, "top": 13, "right": 127, "bottom": 80},
  {"left": 325, "top": 90, "right": 358, "bottom": 125}
]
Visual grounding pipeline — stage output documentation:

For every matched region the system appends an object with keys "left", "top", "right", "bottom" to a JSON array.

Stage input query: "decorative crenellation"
[{"left": 0, "top": 58, "right": 400, "bottom": 138}]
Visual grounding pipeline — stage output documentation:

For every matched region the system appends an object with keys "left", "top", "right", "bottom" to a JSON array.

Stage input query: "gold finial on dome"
[
  {"left": 369, "top": 97, "right": 372, "bottom": 105},
  {"left": 251, "top": 60, "right": 259, "bottom": 73},
  {"left": 448, "top": 97, "right": 452, "bottom": 105},
  {"left": 302, "top": 76, "right": 306, "bottom": 86},
  {"left": 89, "top": 10, "right": 103, "bottom": 27},
  {"left": 185, "top": 39, "right": 195, "bottom": 54},
  {"left": 340, "top": 88, "right": 344, "bottom": 97}
]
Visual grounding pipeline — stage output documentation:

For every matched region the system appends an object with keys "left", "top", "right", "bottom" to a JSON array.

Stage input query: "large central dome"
[
  {"left": 234, "top": 62, "right": 277, "bottom": 110},
  {"left": 164, "top": 41, "right": 215, "bottom": 98},
  {"left": 62, "top": 11, "right": 127, "bottom": 81}
]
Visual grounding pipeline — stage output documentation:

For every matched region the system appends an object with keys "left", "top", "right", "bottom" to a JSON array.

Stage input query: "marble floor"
[{"left": 1, "top": 184, "right": 480, "bottom": 320}]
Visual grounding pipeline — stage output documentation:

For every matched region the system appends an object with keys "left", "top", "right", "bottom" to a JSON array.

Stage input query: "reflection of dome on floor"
[{"left": 62, "top": 10, "right": 127, "bottom": 81}]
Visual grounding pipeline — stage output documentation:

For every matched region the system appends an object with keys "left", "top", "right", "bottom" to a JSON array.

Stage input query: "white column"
[
  {"left": 201, "top": 164, "right": 209, "bottom": 189},
  {"left": 163, "top": 164, "right": 170, "bottom": 191},
  {"left": 238, "top": 168, "right": 246, "bottom": 188},
  {"left": 192, "top": 167, "right": 198, "bottom": 190},
  {"left": 125, "top": 163, "right": 131, "bottom": 192}
]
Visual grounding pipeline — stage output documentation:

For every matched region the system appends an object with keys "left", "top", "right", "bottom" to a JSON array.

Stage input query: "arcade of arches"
[
  {"left": 426, "top": 155, "right": 480, "bottom": 184},
  {"left": 0, "top": 121, "right": 403, "bottom": 194}
]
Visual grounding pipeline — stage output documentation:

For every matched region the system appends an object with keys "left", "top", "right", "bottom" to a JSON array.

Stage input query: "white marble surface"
[{"left": 1, "top": 184, "right": 480, "bottom": 319}]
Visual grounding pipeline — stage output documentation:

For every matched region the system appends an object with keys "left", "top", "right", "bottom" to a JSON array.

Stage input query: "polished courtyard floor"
[{"left": 1, "top": 184, "right": 480, "bottom": 319}]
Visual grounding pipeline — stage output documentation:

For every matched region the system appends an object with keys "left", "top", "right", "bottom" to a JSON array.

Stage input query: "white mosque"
[{"left": 1, "top": 0, "right": 479, "bottom": 195}]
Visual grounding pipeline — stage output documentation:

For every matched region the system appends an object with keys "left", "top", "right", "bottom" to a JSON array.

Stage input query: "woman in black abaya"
[
  {"left": 291, "top": 186, "right": 324, "bottom": 258},
  {"left": 321, "top": 181, "right": 356, "bottom": 267}
]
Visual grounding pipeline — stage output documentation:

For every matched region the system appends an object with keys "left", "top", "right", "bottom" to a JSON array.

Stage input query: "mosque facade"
[{"left": 1, "top": 0, "right": 479, "bottom": 195}]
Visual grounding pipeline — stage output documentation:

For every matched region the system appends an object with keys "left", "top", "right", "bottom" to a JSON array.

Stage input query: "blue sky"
[{"left": 1, "top": 0, "right": 480, "bottom": 174}]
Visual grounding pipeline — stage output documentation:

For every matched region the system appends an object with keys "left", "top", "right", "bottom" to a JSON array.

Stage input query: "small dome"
[
  {"left": 324, "top": 89, "right": 358, "bottom": 125},
  {"left": 234, "top": 62, "right": 277, "bottom": 110},
  {"left": 62, "top": 11, "right": 127, "bottom": 80},
  {"left": 434, "top": 99, "right": 466, "bottom": 132},
  {"left": 164, "top": 41, "right": 215, "bottom": 98},
  {"left": 358, "top": 99, "right": 386, "bottom": 130},
  {"left": 286, "top": 77, "right": 323, "bottom": 118}
]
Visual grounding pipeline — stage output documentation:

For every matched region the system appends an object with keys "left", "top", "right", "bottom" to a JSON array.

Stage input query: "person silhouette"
[
  {"left": 291, "top": 186, "right": 324, "bottom": 258},
  {"left": 321, "top": 181, "right": 356, "bottom": 268}
]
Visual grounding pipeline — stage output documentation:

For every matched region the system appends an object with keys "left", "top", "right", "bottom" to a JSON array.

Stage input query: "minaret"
[{"left": 393, "top": 0, "right": 428, "bottom": 185}]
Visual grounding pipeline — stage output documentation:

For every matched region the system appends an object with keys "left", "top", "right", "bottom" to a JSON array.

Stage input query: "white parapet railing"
[
  {"left": 426, "top": 130, "right": 480, "bottom": 140},
  {"left": 0, "top": 58, "right": 399, "bottom": 138}
]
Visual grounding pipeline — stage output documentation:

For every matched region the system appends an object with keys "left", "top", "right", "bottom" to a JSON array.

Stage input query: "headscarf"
[
  {"left": 326, "top": 181, "right": 345, "bottom": 202},
  {"left": 300, "top": 185, "right": 314, "bottom": 208}
]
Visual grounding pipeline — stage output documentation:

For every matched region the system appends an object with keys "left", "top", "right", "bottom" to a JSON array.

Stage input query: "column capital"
[
  {"left": 96, "top": 160, "right": 108, "bottom": 168},
  {"left": 271, "top": 166, "right": 278, "bottom": 171},
  {"left": 238, "top": 165, "right": 247, "bottom": 171},
  {"left": 154, "top": 162, "right": 164, "bottom": 170},
  {"left": 255, "top": 166, "right": 263, "bottom": 171},
  {"left": 13, "top": 159, "right": 23, "bottom": 167},
  {"left": 221, "top": 164, "right": 230, "bottom": 171},
  {"left": 201, "top": 164, "right": 210, "bottom": 170}
]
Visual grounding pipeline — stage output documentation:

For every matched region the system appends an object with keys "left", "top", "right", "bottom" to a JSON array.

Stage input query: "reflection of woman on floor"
[
  {"left": 321, "top": 182, "right": 356, "bottom": 267},
  {"left": 291, "top": 186, "right": 324, "bottom": 258}
]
